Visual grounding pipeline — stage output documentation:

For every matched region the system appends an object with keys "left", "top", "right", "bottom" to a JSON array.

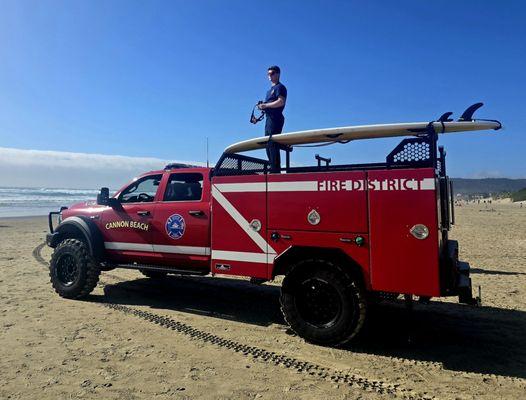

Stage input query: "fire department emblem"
[{"left": 165, "top": 214, "right": 186, "bottom": 240}]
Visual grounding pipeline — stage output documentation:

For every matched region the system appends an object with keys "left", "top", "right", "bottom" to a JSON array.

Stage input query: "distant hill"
[
  {"left": 451, "top": 178, "right": 526, "bottom": 198},
  {"left": 511, "top": 188, "right": 526, "bottom": 202}
]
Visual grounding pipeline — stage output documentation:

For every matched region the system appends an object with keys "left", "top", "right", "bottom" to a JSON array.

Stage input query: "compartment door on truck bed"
[
  {"left": 368, "top": 168, "right": 440, "bottom": 297},
  {"left": 210, "top": 175, "right": 271, "bottom": 279},
  {"left": 267, "top": 171, "right": 368, "bottom": 233}
]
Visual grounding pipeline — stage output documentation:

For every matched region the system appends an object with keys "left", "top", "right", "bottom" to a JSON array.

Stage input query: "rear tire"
[
  {"left": 140, "top": 270, "right": 168, "bottom": 279},
  {"left": 50, "top": 238, "right": 100, "bottom": 299},
  {"left": 280, "top": 259, "right": 367, "bottom": 346}
]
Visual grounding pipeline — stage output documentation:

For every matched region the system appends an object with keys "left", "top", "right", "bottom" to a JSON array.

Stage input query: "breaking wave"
[{"left": 0, "top": 187, "right": 102, "bottom": 217}]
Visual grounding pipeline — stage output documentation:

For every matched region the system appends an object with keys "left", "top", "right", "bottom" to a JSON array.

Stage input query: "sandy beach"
[{"left": 1, "top": 203, "right": 525, "bottom": 399}]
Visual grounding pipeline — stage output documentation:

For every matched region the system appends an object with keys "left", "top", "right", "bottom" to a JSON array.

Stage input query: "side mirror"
[
  {"left": 107, "top": 197, "right": 120, "bottom": 208},
  {"left": 97, "top": 187, "right": 110, "bottom": 205}
]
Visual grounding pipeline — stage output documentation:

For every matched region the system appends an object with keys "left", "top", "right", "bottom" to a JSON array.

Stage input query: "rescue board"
[{"left": 225, "top": 120, "right": 501, "bottom": 154}]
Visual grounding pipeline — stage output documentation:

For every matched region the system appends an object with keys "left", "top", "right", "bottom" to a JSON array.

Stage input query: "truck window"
[
  {"left": 119, "top": 174, "right": 162, "bottom": 203},
  {"left": 164, "top": 173, "right": 203, "bottom": 202}
]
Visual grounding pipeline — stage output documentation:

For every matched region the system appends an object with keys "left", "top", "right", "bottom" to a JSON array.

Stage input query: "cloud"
[{"left": 0, "top": 147, "right": 204, "bottom": 189}]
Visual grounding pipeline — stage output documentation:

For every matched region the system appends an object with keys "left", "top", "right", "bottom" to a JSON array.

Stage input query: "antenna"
[{"left": 206, "top": 137, "right": 209, "bottom": 168}]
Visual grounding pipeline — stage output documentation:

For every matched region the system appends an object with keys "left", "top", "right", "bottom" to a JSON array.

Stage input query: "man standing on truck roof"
[{"left": 258, "top": 65, "right": 287, "bottom": 172}]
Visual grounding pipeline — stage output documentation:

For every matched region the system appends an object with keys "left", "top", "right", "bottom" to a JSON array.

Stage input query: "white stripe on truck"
[
  {"left": 211, "top": 185, "right": 276, "bottom": 255},
  {"left": 211, "top": 250, "right": 276, "bottom": 264},
  {"left": 214, "top": 178, "right": 434, "bottom": 193},
  {"left": 104, "top": 242, "right": 210, "bottom": 256}
]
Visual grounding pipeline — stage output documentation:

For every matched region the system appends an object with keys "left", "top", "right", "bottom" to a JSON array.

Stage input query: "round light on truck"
[
  {"left": 249, "top": 219, "right": 262, "bottom": 232},
  {"left": 307, "top": 209, "right": 321, "bottom": 225},
  {"left": 410, "top": 224, "right": 429, "bottom": 240}
]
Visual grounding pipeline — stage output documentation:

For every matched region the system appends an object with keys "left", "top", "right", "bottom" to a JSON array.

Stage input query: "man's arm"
[{"left": 259, "top": 96, "right": 286, "bottom": 110}]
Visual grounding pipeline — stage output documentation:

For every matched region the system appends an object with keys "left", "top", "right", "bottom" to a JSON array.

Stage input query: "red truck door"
[
  {"left": 210, "top": 174, "right": 271, "bottom": 279},
  {"left": 102, "top": 173, "right": 162, "bottom": 264},
  {"left": 368, "top": 168, "right": 441, "bottom": 297},
  {"left": 151, "top": 171, "right": 210, "bottom": 270}
]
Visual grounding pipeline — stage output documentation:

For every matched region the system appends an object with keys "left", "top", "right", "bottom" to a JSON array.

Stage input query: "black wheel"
[
  {"left": 49, "top": 238, "right": 100, "bottom": 299},
  {"left": 280, "top": 259, "right": 367, "bottom": 346},
  {"left": 140, "top": 270, "right": 168, "bottom": 279}
]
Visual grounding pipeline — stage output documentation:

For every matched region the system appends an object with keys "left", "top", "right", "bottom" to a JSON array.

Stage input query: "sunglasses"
[{"left": 267, "top": 71, "right": 277, "bottom": 76}]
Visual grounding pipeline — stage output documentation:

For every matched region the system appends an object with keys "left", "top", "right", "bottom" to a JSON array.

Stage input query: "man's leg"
[
  {"left": 272, "top": 116, "right": 284, "bottom": 171},
  {"left": 265, "top": 118, "right": 281, "bottom": 173},
  {"left": 266, "top": 141, "right": 281, "bottom": 173}
]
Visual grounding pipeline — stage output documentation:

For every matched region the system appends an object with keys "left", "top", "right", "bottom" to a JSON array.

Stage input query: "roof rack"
[{"left": 164, "top": 163, "right": 200, "bottom": 170}]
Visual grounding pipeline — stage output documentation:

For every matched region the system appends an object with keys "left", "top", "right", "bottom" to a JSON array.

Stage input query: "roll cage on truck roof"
[{"left": 46, "top": 103, "right": 501, "bottom": 346}]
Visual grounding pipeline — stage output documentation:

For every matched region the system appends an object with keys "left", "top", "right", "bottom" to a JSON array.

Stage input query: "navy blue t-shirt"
[{"left": 265, "top": 82, "right": 287, "bottom": 119}]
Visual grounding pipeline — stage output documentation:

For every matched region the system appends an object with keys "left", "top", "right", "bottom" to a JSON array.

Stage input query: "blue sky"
[{"left": 0, "top": 0, "right": 525, "bottom": 184}]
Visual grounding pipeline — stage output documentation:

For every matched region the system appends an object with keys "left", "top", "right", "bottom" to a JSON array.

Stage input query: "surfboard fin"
[
  {"left": 437, "top": 112, "right": 453, "bottom": 122},
  {"left": 459, "top": 102, "right": 484, "bottom": 121}
]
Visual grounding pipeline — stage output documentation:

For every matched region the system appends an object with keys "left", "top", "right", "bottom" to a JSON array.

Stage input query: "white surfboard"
[{"left": 225, "top": 120, "right": 501, "bottom": 154}]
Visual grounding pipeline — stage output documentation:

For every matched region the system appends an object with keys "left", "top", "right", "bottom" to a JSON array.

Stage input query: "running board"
[{"left": 113, "top": 263, "right": 209, "bottom": 276}]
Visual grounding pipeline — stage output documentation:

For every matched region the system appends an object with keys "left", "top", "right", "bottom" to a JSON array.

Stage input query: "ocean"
[{"left": 0, "top": 187, "right": 101, "bottom": 218}]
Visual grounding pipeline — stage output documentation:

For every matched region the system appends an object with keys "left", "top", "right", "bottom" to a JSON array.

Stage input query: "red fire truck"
[{"left": 46, "top": 103, "right": 501, "bottom": 345}]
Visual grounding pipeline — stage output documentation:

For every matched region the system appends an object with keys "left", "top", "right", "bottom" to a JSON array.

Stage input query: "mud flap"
[{"left": 457, "top": 261, "right": 481, "bottom": 306}]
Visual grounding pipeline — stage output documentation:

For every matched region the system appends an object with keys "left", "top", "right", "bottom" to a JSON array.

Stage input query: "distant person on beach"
[{"left": 258, "top": 65, "right": 287, "bottom": 172}]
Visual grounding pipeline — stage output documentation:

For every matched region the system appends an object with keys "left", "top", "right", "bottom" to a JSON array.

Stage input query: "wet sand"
[{"left": 1, "top": 203, "right": 525, "bottom": 399}]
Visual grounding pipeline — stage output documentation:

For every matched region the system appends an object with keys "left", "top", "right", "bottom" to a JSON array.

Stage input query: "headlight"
[{"left": 58, "top": 206, "right": 67, "bottom": 224}]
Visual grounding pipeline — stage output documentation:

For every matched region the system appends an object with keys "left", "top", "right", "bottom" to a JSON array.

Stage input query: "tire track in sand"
[{"left": 33, "top": 243, "right": 434, "bottom": 400}]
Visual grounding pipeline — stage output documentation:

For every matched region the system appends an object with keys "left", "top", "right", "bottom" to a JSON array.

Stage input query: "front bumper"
[
  {"left": 46, "top": 232, "right": 60, "bottom": 248},
  {"left": 47, "top": 208, "right": 66, "bottom": 248},
  {"left": 48, "top": 210, "right": 62, "bottom": 234}
]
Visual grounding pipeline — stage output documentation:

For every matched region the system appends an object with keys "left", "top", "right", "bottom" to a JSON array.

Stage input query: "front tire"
[
  {"left": 280, "top": 259, "right": 367, "bottom": 346},
  {"left": 49, "top": 238, "right": 100, "bottom": 299}
]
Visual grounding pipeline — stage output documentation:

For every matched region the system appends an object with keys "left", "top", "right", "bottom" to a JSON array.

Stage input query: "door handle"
[
  {"left": 189, "top": 210, "right": 205, "bottom": 217},
  {"left": 137, "top": 210, "right": 151, "bottom": 216}
]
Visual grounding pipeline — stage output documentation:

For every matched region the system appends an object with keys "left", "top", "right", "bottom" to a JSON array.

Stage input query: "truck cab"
[{"left": 52, "top": 165, "right": 213, "bottom": 275}]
